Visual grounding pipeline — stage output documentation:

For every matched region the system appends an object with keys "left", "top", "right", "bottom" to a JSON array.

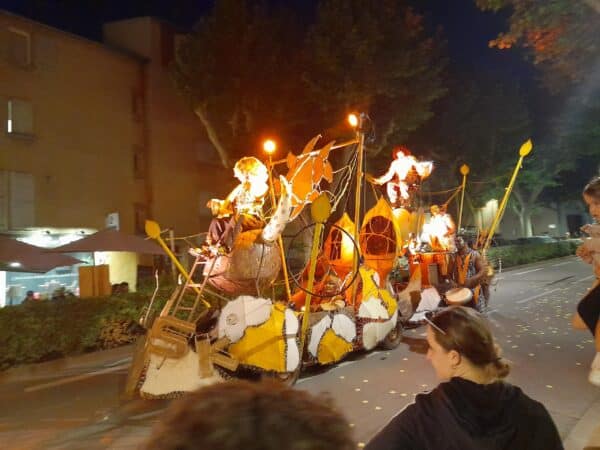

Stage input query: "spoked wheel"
[{"left": 380, "top": 320, "right": 403, "bottom": 350}]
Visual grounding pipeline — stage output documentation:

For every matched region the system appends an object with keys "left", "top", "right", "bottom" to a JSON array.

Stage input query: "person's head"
[
  {"left": 454, "top": 235, "right": 467, "bottom": 252},
  {"left": 392, "top": 145, "right": 411, "bottom": 159},
  {"left": 143, "top": 379, "right": 354, "bottom": 450},
  {"left": 425, "top": 306, "right": 510, "bottom": 382},
  {"left": 26, "top": 290, "right": 34, "bottom": 298},
  {"left": 233, "top": 156, "right": 268, "bottom": 184},
  {"left": 430, "top": 204, "right": 440, "bottom": 216},
  {"left": 583, "top": 176, "right": 600, "bottom": 222}
]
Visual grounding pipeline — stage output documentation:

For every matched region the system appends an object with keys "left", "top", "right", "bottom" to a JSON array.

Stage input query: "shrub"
[
  {"left": 0, "top": 292, "right": 160, "bottom": 370},
  {"left": 486, "top": 240, "right": 579, "bottom": 269}
]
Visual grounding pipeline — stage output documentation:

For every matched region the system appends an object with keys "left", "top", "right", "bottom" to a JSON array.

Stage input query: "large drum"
[{"left": 444, "top": 287, "right": 473, "bottom": 306}]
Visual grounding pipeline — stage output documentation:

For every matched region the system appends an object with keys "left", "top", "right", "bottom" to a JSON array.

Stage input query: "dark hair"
[
  {"left": 583, "top": 176, "right": 600, "bottom": 201},
  {"left": 430, "top": 306, "right": 510, "bottom": 380},
  {"left": 143, "top": 379, "right": 354, "bottom": 450}
]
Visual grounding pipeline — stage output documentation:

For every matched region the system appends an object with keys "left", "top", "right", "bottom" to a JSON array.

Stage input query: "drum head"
[{"left": 445, "top": 287, "right": 473, "bottom": 305}]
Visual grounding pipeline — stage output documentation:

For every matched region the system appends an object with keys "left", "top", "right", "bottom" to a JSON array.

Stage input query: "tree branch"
[{"left": 194, "top": 103, "right": 230, "bottom": 168}]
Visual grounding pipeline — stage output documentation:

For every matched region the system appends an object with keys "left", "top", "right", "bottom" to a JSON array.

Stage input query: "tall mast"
[{"left": 350, "top": 113, "right": 365, "bottom": 306}]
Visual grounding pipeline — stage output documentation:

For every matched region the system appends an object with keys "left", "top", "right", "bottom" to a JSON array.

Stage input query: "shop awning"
[
  {"left": 47, "top": 228, "right": 165, "bottom": 255},
  {"left": 0, "top": 236, "right": 82, "bottom": 273}
]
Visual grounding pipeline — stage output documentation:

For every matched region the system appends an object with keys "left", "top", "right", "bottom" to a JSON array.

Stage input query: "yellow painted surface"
[
  {"left": 317, "top": 328, "right": 353, "bottom": 365},
  {"left": 228, "top": 304, "right": 287, "bottom": 372},
  {"left": 359, "top": 266, "right": 397, "bottom": 317}
]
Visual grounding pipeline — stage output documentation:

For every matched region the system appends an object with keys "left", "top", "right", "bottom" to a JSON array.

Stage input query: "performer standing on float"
[
  {"left": 369, "top": 146, "right": 433, "bottom": 209},
  {"left": 422, "top": 204, "right": 456, "bottom": 252}
]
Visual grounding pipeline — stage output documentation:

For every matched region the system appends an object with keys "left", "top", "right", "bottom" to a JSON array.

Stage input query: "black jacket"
[{"left": 365, "top": 377, "right": 563, "bottom": 450}]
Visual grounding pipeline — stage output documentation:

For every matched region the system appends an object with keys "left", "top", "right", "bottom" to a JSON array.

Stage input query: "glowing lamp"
[
  {"left": 347, "top": 113, "right": 359, "bottom": 128},
  {"left": 9, "top": 261, "right": 21, "bottom": 268},
  {"left": 263, "top": 139, "right": 277, "bottom": 155}
]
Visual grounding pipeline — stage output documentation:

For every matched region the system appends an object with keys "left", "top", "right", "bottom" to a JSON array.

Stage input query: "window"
[
  {"left": 0, "top": 171, "right": 35, "bottom": 229},
  {"left": 8, "top": 28, "right": 31, "bottom": 67},
  {"left": 133, "top": 146, "right": 147, "bottom": 179},
  {"left": 7, "top": 99, "right": 34, "bottom": 136}
]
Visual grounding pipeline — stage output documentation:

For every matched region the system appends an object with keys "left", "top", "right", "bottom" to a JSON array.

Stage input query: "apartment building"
[
  {"left": 0, "top": 11, "right": 229, "bottom": 303},
  {"left": 1, "top": 10, "right": 228, "bottom": 237}
]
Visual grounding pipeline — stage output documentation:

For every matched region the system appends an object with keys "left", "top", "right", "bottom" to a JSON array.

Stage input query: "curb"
[{"left": 564, "top": 390, "right": 600, "bottom": 449}]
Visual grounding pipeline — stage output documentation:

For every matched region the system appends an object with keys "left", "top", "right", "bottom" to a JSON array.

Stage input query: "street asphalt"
[{"left": 0, "top": 255, "right": 599, "bottom": 449}]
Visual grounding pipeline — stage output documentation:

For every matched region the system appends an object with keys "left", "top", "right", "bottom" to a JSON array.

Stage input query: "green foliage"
[
  {"left": 474, "top": 0, "right": 600, "bottom": 92},
  {"left": 487, "top": 240, "right": 579, "bottom": 268},
  {"left": 172, "top": 0, "right": 312, "bottom": 162},
  {"left": 414, "top": 73, "right": 532, "bottom": 216},
  {"left": 0, "top": 293, "right": 160, "bottom": 370},
  {"left": 305, "top": 0, "right": 448, "bottom": 155},
  {"left": 171, "top": 0, "right": 448, "bottom": 163}
]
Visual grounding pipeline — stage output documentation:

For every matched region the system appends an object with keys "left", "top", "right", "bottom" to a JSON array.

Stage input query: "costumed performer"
[
  {"left": 368, "top": 146, "right": 433, "bottom": 209},
  {"left": 204, "top": 157, "right": 269, "bottom": 254}
]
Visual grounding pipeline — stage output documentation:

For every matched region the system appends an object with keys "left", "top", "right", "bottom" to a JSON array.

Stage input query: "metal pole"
[
  {"left": 458, "top": 164, "right": 469, "bottom": 231},
  {"left": 483, "top": 140, "right": 533, "bottom": 252},
  {"left": 267, "top": 154, "right": 292, "bottom": 303},
  {"left": 168, "top": 229, "right": 177, "bottom": 282},
  {"left": 350, "top": 114, "right": 365, "bottom": 306}
]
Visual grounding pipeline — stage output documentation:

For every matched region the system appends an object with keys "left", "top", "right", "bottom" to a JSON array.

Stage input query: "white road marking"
[
  {"left": 513, "top": 268, "right": 543, "bottom": 276},
  {"left": 516, "top": 288, "right": 561, "bottom": 304},
  {"left": 552, "top": 261, "right": 573, "bottom": 267},
  {"left": 575, "top": 275, "right": 596, "bottom": 284},
  {"left": 24, "top": 363, "right": 130, "bottom": 393}
]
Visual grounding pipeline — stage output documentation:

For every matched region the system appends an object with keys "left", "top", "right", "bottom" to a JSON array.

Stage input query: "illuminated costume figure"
[
  {"left": 422, "top": 204, "right": 456, "bottom": 252},
  {"left": 370, "top": 146, "right": 433, "bottom": 209},
  {"left": 205, "top": 157, "right": 269, "bottom": 253}
]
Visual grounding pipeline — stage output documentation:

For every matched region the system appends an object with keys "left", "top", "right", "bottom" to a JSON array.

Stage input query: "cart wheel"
[
  {"left": 261, "top": 366, "right": 301, "bottom": 386},
  {"left": 380, "top": 320, "right": 403, "bottom": 350}
]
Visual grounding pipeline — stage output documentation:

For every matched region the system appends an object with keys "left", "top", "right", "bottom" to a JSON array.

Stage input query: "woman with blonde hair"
[{"left": 366, "top": 306, "right": 562, "bottom": 450}]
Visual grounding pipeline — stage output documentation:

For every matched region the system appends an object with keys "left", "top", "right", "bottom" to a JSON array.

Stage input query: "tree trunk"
[
  {"left": 519, "top": 207, "right": 533, "bottom": 237},
  {"left": 194, "top": 103, "right": 230, "bottom": 168}
]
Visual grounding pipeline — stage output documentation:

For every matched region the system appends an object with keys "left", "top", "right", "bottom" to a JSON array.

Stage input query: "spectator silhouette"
[
  {"left": 23, "top": 290, "right": 35, "bottom": 304},
  {"left": 143, "top": 379, "right": 354, "bottom": 450}
]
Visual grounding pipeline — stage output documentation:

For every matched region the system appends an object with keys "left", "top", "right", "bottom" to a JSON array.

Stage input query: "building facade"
[{"left": 0, "top": 11, "right": 229, "bottom": 304}]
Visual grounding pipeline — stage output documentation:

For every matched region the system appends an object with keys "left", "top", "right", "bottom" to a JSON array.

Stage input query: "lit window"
[
  {"left": 8, "top": 28, "right": 32, "bottom": 67},
  {"left": 7, "top": 99, "right": 34, "bottom": 136}
]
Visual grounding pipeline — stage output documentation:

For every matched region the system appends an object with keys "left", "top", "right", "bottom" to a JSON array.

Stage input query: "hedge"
[{"left": 486, "top": 240, "right": 579, "bottom": 269}]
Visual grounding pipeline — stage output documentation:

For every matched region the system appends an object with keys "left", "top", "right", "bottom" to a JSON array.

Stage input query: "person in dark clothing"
[
  {"left": 572, "top": 176, "right": 600, "bottom": 386},
  {"left": 365, "top": 306, "right": 563, "bottom": 450}
]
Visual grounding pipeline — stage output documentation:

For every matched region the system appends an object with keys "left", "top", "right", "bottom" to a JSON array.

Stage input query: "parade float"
[{"left": 124, "top": 114, "right": 533, "bottom": 399}]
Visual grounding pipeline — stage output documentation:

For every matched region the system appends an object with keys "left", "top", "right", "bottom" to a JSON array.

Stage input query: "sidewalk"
[
  {"left": 0, "top": 344, "right": 134, "bottom": 384},
  {"left": 564, "top": 394, "right": 600, "bottom": 450}
]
